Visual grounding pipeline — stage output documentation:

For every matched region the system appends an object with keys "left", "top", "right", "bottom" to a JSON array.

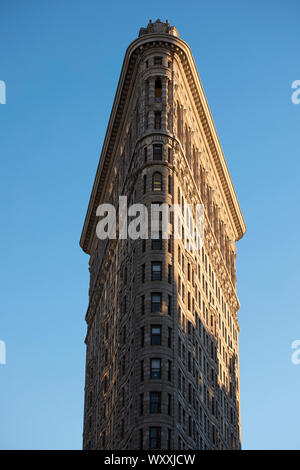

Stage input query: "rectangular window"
[
  {"left": 168, "top": 264, "right": 172, "bottom": 283},
  {"left": 151, "top": 293, "right": 162, "bottom": 313},
  {"left": 167, "top": 295, "right": 172, "bottom": 315},
  {"left": 149, "top": 427, "right": 161, "bottom": 449},
  {"left": 168, "top": 175, "right": 172, "bottom": 194},
  {"left": 150, "top": 358, "right": 161, "bottom": 379},
  {"left": 167, "top": 428, "right": 171, "bottom": 450},
  {"left": 168, "top": 360, "right": 172, "bottom": 381},
  {"left": 151, "top": 325, "right": 161, "bottom": 345},
  {"left": 151, "top": 262, "right": 162, "bottom": 281},
  {"left": 141, "top": 295, "right": 145, "bottom": 315},
  {"left": 151, "top": 231, "right": 162, "bottom": 250},
  {"left": 141, "top": 327, "right": 145, "bottom": 347},
  {"left": 142, "top": 264, "right": 145, "bottom": 283},
  {"left": 139, "top": 429, "right": 143, "bottom": 450},
  {"left": 140, "top": 393, "right": 144, "bottom": 416},
  {"left": 141, "top": 360, "right": 144, "bottom": 381},
  {"left": 144, "top": 147, "right": 148, "bottom": 163},
  {"left": 168, "top": 235, "right": 172, "bottom": 253},
  {"left": 154, "top": 112, "right": 161, "bottom": 129},
  {"left": 153, "top": 144, "right": 162, "bottom": 160},
  {"left": 168, "top": 393, "right": 172, "bottom": 416},
  {"left": 168, "top": 327, "right": 172, "bottom": 348},
  {"left": 150, "top": 392, "right": 161, "bottom": 413}
]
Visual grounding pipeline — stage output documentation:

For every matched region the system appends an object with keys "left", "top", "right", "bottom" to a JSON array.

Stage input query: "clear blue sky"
[{"left": 0, "top": 0, "right": 299, "bottom": 450}]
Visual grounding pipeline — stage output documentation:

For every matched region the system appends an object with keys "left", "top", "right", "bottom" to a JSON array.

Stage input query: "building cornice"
[{"left": 80, "top": 32, "right": 246, "bottom": 254}]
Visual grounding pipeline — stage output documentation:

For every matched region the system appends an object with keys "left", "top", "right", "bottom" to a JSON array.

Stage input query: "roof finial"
[{"left": 139, "top": 19, "right": 179, "bottom": 38}]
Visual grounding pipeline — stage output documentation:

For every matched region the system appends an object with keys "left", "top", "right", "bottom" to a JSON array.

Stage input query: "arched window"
[{"left": 152, "top": 172, "right": 162, "bottom": 191}]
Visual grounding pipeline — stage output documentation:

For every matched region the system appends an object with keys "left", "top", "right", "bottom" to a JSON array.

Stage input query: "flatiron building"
[{"left": 80, "top": 19, "right": 246, "bottom": 450}]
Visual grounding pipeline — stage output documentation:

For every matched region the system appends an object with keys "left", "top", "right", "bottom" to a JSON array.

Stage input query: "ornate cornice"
[{"left": 80, "top": 25, "right": 246, "bottom": 254}]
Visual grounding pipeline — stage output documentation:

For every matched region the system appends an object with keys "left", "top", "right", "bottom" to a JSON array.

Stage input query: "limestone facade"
[{"left": 80, "top": 19, "right": 246, "bottom": 450}]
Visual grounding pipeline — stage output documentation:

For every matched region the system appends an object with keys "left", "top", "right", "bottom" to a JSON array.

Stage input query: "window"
[
  {"left": 168, "top": 394, "right": 172, "bottom": 416},
  {"left": 168, "top": 235, "right": 172, "bottom": 253},
  {"left": 155, "top": 78, "right": 162, "bottom": 98},
  {"left": 143, "top": 175, "right": 147, "bottom": 194},
  {"left": 141, "top": 360, "right": 144, "bottom": 381},
  {"left": 154, "top": 112, "right": 161, "bottom": 129},
  {"left": 139, "top": 429, "right": 144, "bottom": 450},
  {"left": 151, "top": 232, "right": 162, "bottom": 250},
  {"left": 142, "top": 264, "right": 145, "bottom": 283},
  {"left": 167, "top": 295, "right": 172, "bottom": 315},
  {"left": 140, "top": 393, "right": 144, "bottom": 416},
  {"left": 141, "top": 327, "right": 145, "bottom": 347},
  {"left": 152, "top": 172, "right": 162, "bottom": 191},
  {"left": 150, "top": 392, "right": 161, "bottom": 413},
  {"left": 154, "top": 56, "right": 162, "bottom": 65},
  {"left": 168, "top": 175, "right": 172, "bottom": 194},
  {"left": 168, "top": 327, "right": 172, "bottom": 348},
  {"left": 167, "top": 360, "right": 172, "bottom": 381},
  {"left": 144, "top": 147, "right": 148, "bottom": 163},
  {"left": 168, "top": 264, "right": 172, "bottom": 283},
  {"left": 151, "top": 293, "right": 162, "bottom": 312},
  {"left": 178, "top": 402, "right": 182, "bottom": 424},
  {"left": 149, "top": 427, "right": 161, "bottom": 449},
  {"left": 151, "top": 358, "right": 161, "bottom": 378},
  {"left": 141, "top": 295, "right": 145, "bottom": 315},
  {"left": 167, "top": 428, "right": 171, "bottom": 450},
  {"left": 151, "top": 262, "right": 162, "bottom": 280},
  {"left": 153, "top": 144, "right": 162, "bottom": 160},
  {"left": 151, "top": 325, "right": 161, "bottom": 345}
]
